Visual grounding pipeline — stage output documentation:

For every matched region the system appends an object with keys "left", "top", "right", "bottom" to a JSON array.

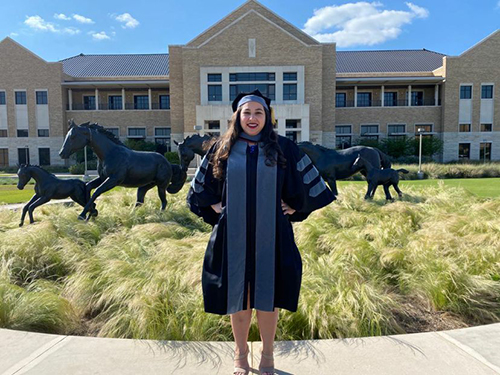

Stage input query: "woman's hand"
[
  {"left": 281, "top": 200, "right": 296, "bottom": 215},
  {"left": 211, "top": 202, "right": 222, "bottom": 214}
]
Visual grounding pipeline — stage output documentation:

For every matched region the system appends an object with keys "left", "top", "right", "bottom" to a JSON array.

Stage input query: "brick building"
[{"left": 0, "top": 0, "right": 498, "bottom": 167}]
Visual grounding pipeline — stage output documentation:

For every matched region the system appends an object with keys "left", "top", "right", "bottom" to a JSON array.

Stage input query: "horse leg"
[
  {"left": 365, "top": 182, "right": 374, "bottom": 200},
  {"left": 383, "top": 184, "right": 393, "bottom": 201},
  {"left": 326, "top": 178, "right": 338, "bottom": 196},
  {"left": 157, "top": 185, "right": 168, "bottom": 210},
  {"left": 85, "top": 176, "right": 104, "bottom": 195},
  {"left": 20, "top": 194, "right": 40, "bottom": 227},
  {"left": 370, "top": 184, "right": 378, "bottom": 199},
  {"left": 135, "top": 183, "right": 156, "bottom": 207},
  {"left": 28, "top": 196, "right": 51, "bottom": 224},
  {"left": 79, "top": 177, "right": 117, "bottom": 221},
  {"left": 394, "top": 183, "right": 403, "bottom": 198}
]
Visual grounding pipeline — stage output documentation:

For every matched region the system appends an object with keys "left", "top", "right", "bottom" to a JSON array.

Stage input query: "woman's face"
[{"left": 239, "top": 101, "right": 266, "bottom": 137}]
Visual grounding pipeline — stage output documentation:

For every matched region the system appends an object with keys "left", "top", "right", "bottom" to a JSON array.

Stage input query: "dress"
[{"left": 187, "top": 135, "right": 335, "bottom": 315}]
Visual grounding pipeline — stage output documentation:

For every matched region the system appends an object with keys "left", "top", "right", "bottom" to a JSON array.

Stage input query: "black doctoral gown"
[{"left": 187, "top": 135, "right": 335, "bottom": 315}]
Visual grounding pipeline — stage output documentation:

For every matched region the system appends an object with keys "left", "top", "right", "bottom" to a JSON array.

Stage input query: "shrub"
[{"left": 164, "top": 152, "right": 180, "bottom": 165}]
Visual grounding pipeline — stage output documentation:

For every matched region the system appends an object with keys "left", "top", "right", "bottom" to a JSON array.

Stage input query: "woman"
[{"left": 187, "top": 90, "right": 335, "bottom": 375}]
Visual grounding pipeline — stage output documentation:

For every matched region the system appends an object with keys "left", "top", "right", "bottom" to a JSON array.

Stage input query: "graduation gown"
[{"left": 187, "top": 135, "right": 335, "bottom": 315}]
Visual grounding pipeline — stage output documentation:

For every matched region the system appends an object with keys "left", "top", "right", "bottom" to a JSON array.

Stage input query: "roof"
[
  {"left": 336, "top": 49, "right": 445, "bottom": 73},
  {"left": 60, "top": 53, "right": 169, "bottom": 77}
]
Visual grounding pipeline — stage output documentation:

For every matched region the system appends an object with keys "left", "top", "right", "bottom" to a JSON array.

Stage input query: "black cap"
[{"left": 231, "top": 89, "right": 272, "bottom": 112}]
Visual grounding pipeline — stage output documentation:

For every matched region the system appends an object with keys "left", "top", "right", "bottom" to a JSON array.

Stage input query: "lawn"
[{"left": 1, "top": 178, "right": 499, "bottom": 205}]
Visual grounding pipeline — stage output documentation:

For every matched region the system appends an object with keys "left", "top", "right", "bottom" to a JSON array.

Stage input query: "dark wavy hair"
[{"left": 210, "top": 107, "right": 287, "bottom": 180}]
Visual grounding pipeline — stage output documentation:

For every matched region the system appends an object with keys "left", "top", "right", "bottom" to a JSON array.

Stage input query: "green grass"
[
  {"left": 0, "top": 185, "right": 36, "bottom": 204},
  {"left": 338, "top": 178, "right": 500, "bottom": 198},
  {"left": 1, "top": 182, "right": 499, "bottom": 340}
]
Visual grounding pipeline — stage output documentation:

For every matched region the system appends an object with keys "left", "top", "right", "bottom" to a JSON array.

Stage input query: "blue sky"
[{"left": 2, "top": 0, "right": 499, "bottom": 62}]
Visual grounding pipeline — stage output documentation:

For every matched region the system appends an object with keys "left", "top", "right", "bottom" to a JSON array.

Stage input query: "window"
[
  {"left": 415, "top": 124, "right": 433, "bottom": 133},
  {"left": 336, "top": 136, "right": 351, "bottom": 149},
  {"left": 159, "top": 95, "right": 170, "bottom": 109},
  {"left": 230, "top": 84, "right": 275, "bottom": 101},
  {"left": 83, "top": 96, "right": 96, "bottom": 110},
  {"left": 128, "top": 128, "right": 146, "bottom": 138},
  {"left": 388, "top": 124, "right": 406, "bottom": 135},
  {"left": 357, "top": 92, "right": 371, "bottom": 107},
  {"left": 0, "top": 148, "right": 8, "bottom": 167},
  {"left": 204, "top": 121, "right": 220, "bottom": 137},
  {"left": 154, "top": 127, "right": 171, "bottom": 149},
  {"left": 106, "top": 128, "right": 119, "bottom": 137},
  {"left": 481, "top": 123, "right": 492, "bottom": 132},
  {"left": 410, "top": 91, "right": 423, "bottom": 106},
  {"left": 36, "top": 91, "right": 48, "bottom": 105},
  {"left": 208, "top": 85, "right": 222, "bottom": 102},
  {"left": 336, "top": 125, "right": 351, "bottom": 134},
  {"left": 481, "top": 85, "right": 493, "bottom": 99},
  {"left": 38, "top": 129, "right": 49, "bottom": 137},
  {"left": 39, "top": 148, "right": 50, "bottom": 166},
  {"left": 134, "top": 95, "right": 149, "bottom": 110},
  {"left": 384, "top": 92, "right": 397, "bottom": 106},
  {"left": 283, "top": 84, "right": 297, "bottom": 100},
  {"left": 285, "top": 120, "right": 301, "bottom": 143},
  {"left": 283, "top": 72, "right": 297, "bottom": 81},
  {"left": 460, "top": 85, "right": 472, "bottom": 99},
  {"left": 17, "top": 129, "right": 29, "bottom": 137},
  {"left": 361, "top": 125, "right": 378, "bottom": 135},
  {"left": 458, "top": 143, "right": 470, "bottom": 160},
  {"left": 230, "top": 72, "right": 275, "bottom": 81},
  {"left": 15, "top": 91, "right": 27, "bottom": 105},
  {"left": 108, "top": 95, "right": 122, "bottom": 110},
  {"left": 0, "top": 92, "right": 5, "bottom": 105},
  {"left": 0, "top": 129, "right": 7, "bottom": 137},
  {"left": 336, "top": 93, "right": 346, "bottom": 108},
  {"left": 480, "top": 143, "right": 492, "bottom": 161},
  {"left": 208, "top": 74, "right": 222, "bottom": 82},
  {"left": 18, "top": 148, "right": 30, "bottom": 165},
  {"left": 459, "top": 124, "right": 471, "bottom": 132}
]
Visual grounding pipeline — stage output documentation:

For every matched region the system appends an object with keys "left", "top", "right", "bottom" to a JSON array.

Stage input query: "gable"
[
  {"left": 186, "top": 0, "right": 319, "bottom": 48},
  {"left": 457, "top": 30, "right": 500, "bottom": 60}
]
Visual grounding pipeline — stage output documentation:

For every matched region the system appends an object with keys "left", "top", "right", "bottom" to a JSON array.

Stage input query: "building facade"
[{"left": 0, "top": 0, "right": 499, "bottom": 167}]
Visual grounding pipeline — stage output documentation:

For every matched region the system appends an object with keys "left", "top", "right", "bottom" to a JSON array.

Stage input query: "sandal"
[
  {"left": 259, "top": 352, "right": 275, "bottom": 375},
  {"left": 233, "top": 345, "right": 250, "bottom": 375}
]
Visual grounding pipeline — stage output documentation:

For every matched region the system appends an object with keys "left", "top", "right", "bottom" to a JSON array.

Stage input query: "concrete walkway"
[
  {"left": 1, "top": 323, "right": 500, "bottom": 374},
  {"left": 0, "top": 199, "right": 73, "bottom": 211}
]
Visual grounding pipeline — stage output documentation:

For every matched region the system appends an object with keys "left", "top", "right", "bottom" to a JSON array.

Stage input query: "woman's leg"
[
  {"left": 230, "top": 287, "right": 252, "bottom": 371},
  {"left": 256, "top": 308, "right": 279, "bottom": 370}
]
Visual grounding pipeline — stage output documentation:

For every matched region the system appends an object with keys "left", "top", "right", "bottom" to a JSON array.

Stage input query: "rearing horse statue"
[
  {"left": 297, "top": 142, "right": 392, "bottom": 197},
  {"left": 59, "top": 120, "right": 186, "bottom": 220}
]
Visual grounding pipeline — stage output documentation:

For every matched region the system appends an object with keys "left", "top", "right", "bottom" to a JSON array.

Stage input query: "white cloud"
[
  {"left": 73, "top": 14, "right": 94, "bottom": 24},
  {"left": 63, "top": 27, "right": 81, "bottom": 35},
  {"left": 92, "top": 31, "right": 110, "bottom": 40},
  {"left": 54, "top": 13, "right": 71, "bottom": 21},
  {"left": 10, "top": 32, "right": 19, "bottom": 37},
  {"left": 406, "top": 2, "right": 429, "bottom": 18},
  {"left": 115, "top": 13, "right": 139, "bottom": 29},
  {"left": 24, "top": 15, "right": 58, "bottom": 32},
  {"left": 302, "top": 2, "right": 429, "bottom": 47}
]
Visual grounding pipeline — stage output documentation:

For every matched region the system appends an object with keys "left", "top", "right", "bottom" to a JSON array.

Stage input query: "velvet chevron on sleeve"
[{"left": 281, "top": 138, "right": 336, "bottom": 222}]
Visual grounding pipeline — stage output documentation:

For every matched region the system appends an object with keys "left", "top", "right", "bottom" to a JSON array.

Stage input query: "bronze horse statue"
[
  {"left": 17, "top": 164, "right": 97, "bottom": 226},
  {"left": 174, "top": 134, "right": 213, "bottom": 171},
  {"left": 352, "top": 154, "right": 408, "bottom": 200},
  {"left": 59, "top": 120, "right": 186, "bottom": 220},
  {"left": 297, "top": 142, "right": 392, "bottom": 197}
]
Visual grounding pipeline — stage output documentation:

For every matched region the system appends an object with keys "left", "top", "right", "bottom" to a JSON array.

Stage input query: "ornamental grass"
[{"left": 0, "top": 182, "right": 499, "bottom": 340}]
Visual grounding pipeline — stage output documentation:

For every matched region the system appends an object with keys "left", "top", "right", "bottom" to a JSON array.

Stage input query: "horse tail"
[
  {"left": 376, "top": 149, "right": 392, "bottom": 169},
  {"left": 167, "top": 164, "right": 187, "bottom": 194},
  {"left": 397, "top": 169, "right": 409, "bottom": 174}
]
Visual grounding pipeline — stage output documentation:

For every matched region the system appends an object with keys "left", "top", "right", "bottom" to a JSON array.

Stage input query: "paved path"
[
  {"left": 1, "top": 323, "right": 499, "bottom": 374},
  {"left": 0, "top": 199, "right": 74, "bottom": 211}
]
